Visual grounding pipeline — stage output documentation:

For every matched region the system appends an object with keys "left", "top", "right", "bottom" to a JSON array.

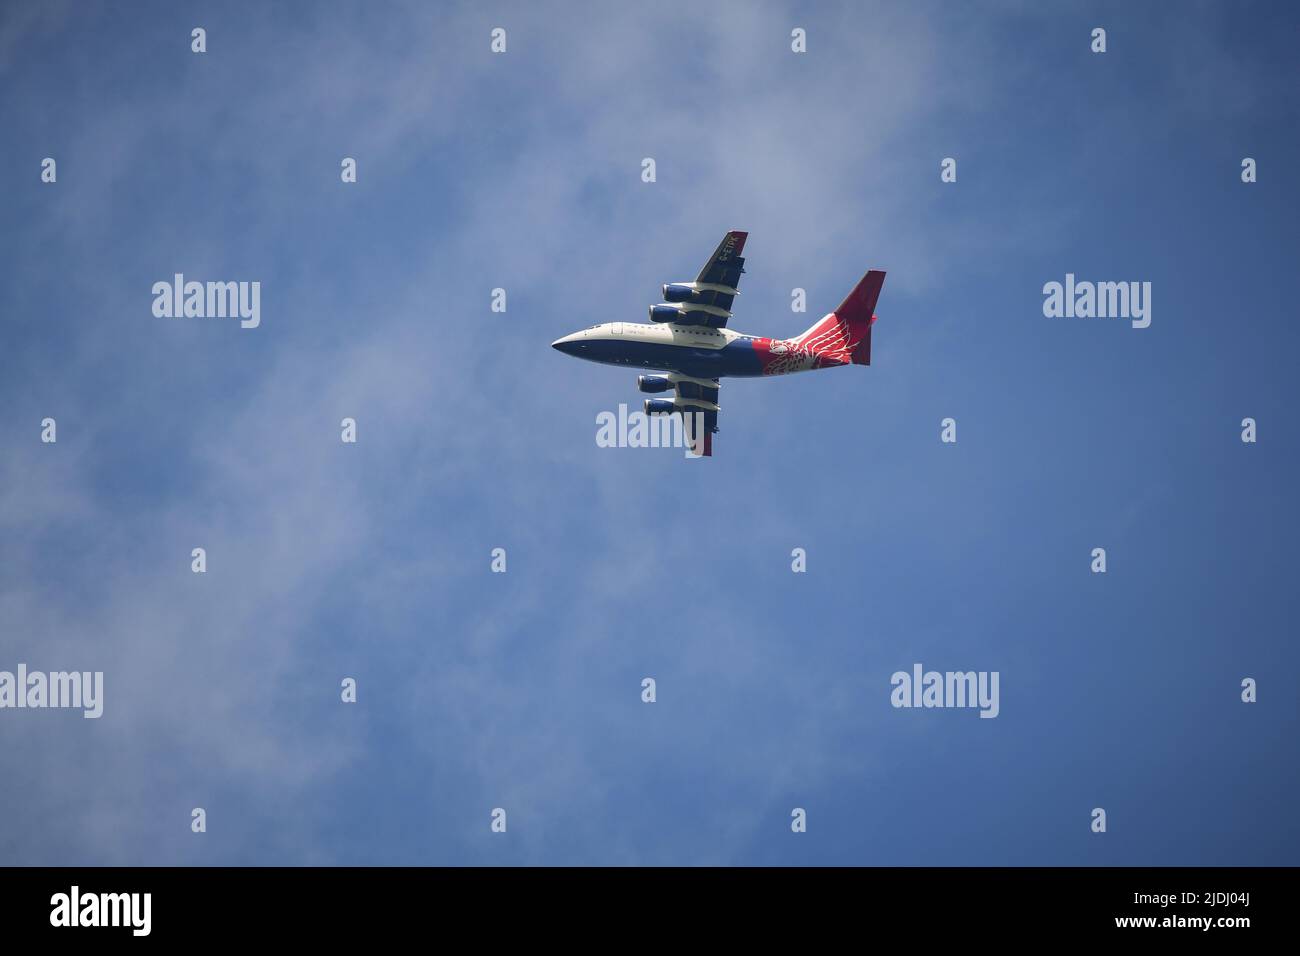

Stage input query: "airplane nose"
[{"left": 552, "top": 335, "right": 581, "bottom": 356}]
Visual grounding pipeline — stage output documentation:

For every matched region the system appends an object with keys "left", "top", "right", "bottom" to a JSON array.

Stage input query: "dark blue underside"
[{"left": 555, "top": 338, "right": 764, "bottom": 379}]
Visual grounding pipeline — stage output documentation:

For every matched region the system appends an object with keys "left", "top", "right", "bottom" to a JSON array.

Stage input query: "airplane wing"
[
  {"left": 642, "top": 373, "right": 720, "bottom": 456},
  {"left": 695, "top": 230, "right": 747, "bottom": 292},
  {"left": 653, "top": 231, "right": 747, "bottom": 329},
  {"left": 675, "top": 376, "right": 720, "bottom": 457}
]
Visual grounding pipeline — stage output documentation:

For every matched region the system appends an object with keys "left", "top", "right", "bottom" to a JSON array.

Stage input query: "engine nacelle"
[
  {"left": 662, "top": 283, "right": 696, "bottom": 303},
  {"left": 648, "top": 304, "right": 682, "bottom": 323},
  {"left": 643, "top": 399, "right": 676, "bottom": 416},
  {"left": 637, "top": 375, "right": 673, "bottom": 394}
]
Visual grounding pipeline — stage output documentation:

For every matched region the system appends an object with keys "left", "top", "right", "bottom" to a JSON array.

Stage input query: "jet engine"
[
  {"left": 661, "top": 283, "right": 737, "bottom": 312},
  {"left": 637, "top": 375, "right": 673, "bottom": 393},
  {"left": 649, "top": 303, "right": 731, "bottom": 325},
  {"left": 648, "top": 304, "right": 683, "bottom": 323},
  {"left": 643, "top": 399, "right": 676, "bottom": 416}
]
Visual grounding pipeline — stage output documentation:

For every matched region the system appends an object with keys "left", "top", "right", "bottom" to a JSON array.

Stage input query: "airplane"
[{"left": 551, "top": 230, "right": 885, "bottom": 456}]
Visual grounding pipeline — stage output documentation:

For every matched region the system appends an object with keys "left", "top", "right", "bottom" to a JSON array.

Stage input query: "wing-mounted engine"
[
  {"left": 648, "top": 231, "right": 747, "bottom": 331},
  {"left": 639, "top": 372, "right": 720, "bottom": 456},
  {"left": 636, "top": 374, "right": 673, "bottom": 393},
  {"left": 647, "top": 297, "right": 732, "bottom": 328},
  {"left": 661, "top": 282, "right": 737, "bottom": 312}
]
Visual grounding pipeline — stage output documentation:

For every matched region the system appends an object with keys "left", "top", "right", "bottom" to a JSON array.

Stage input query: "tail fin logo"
[
  {"left": 797, "top": 314, "right": 861, "bottom": 361},
  {"left": 753, "top": 269, "right": 885, "bottom": 375}
]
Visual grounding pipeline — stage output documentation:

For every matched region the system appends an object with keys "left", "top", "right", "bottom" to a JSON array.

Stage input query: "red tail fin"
[
  {"left": 835, "top": 269, "right": 884, "bottom": 366},
  {"left": 793, "top": 269, "right": 885, "bottom": 366}
]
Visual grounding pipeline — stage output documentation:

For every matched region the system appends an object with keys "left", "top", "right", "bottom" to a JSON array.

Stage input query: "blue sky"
[{"left": 1, "top": 0, "right": 1297, "bottom": 865}]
